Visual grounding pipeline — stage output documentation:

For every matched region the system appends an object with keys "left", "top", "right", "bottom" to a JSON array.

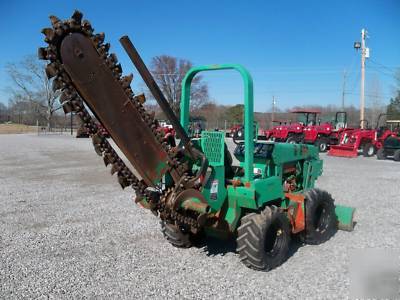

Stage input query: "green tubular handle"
[{"left": 180, "top": 64, "right": 254, "bottom": 182}]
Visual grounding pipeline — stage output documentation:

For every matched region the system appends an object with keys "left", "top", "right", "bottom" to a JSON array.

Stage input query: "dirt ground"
[{"left": 0, "top": 124, "right": 38, "bottom": 134}]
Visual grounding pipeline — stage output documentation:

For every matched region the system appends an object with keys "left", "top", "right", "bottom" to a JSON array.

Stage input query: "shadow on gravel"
[
  {"left": 200, "top": 236, "right": 236, "bottom": 256},
  {"left": 199, "top": 235, "right": 303, "bottom": 258}
]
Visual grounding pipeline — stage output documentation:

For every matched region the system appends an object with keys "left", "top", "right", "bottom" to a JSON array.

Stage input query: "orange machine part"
[{"left": 285, "top": 193, "right": 305, "bottom": 234}]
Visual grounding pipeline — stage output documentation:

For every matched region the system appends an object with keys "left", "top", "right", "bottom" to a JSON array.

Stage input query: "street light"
[{"left": 353, "top": 41, "right": 361, "bottom": 50}]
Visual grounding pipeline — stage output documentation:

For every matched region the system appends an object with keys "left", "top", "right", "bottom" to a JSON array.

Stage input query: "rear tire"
[
  {"left": 376, "top": 148, "right": 386, "bottom": 160},
  {"left": 300, "top": 189, "right": 337, "bottom": 245},
  {"left": 237, "top": 206, "right": 291, "bottom": 271},
  {"left": 161, "top": 221, "right": 192, "bottom": 248},
  {"left": 394, "top": 150, "right": 400, "bottom": 162},
  {"left": 362, "top": 143, "right": 375, "bottom": 157},
  {"left": 315, "top": 138, "right": 328, "bottom": 152},
  {"left": 286, "top": 136, "right": 298, "bottom": 144}
]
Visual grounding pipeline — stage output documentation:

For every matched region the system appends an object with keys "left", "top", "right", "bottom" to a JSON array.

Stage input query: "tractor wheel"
[
  {"left": 161, "top": 221, "right": 192, "bottom": 248},
  {"left": 315, "top": 138, "right": 328, "bottom": 152},
  {"left": 394, "top": 150, "right": 400, "bottom": 162},
  {"left": 376, "top": 148, "right": 386, "bottom": 160},
  {"left": 300, "top": 189, "right": 337, "bottom": 245},
  {"left": 362, "top": 143, "right": 375, "bottom": 157},
  {"left": 237, "top": 206, "right": 291, "bottom": 271},
  {"left": 286, "top": 136, "right": 298, "bottom": 144}
]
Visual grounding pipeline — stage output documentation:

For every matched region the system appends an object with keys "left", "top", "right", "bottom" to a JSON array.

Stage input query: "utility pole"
[
  {"left": 271, "top": 96, "right": 276, "bottom": 129},
  {"left": 354, "top": 29, "right": 369, "bottom": 129},
  {"left": 341, "top": 69, "right": 347, "bottom": 111}
]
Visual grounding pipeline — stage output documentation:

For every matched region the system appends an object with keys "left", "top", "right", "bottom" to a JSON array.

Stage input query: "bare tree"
[
  {"left": 5, "top": 55, "right": 61, "bottom": 128},
  {"left": 367, "top": 75, "right": 386, "bottom": 127},
  {"left": 149, "top": 55, "right": 209, "bottom": 116}
]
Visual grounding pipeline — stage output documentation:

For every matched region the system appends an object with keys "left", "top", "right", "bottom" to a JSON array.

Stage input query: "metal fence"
[{"left": 37, "top": 126, "right": 76, "bottom": 135}]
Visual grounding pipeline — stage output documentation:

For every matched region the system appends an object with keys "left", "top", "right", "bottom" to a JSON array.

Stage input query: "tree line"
[{"left": 2, "top": 54, "right": 399, "bottom": 131}]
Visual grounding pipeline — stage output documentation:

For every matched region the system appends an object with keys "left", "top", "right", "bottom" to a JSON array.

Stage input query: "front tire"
[
  {"left": 286, "top": 136, "right": 298, "bottom": 144},
  {"left": 376, "top": 148, "right": 386, "bottom": 160},
  {"left": 237, "top": 206, "right": 291, "bottom": 271},
  {"left": 394, "top": 149, "right": 400, "bottom": 162},
  {"left": 161, "top": 221, "right": 192, "bottom": 248},
  {"left": 362, "top": 143, "right": 375, "bottom": 157},
  {"left": 315, "top": 138, "right": 328, "bottom": 152},
  {"left": 300, "top": 189, "right": 337, "bottom": 245}
]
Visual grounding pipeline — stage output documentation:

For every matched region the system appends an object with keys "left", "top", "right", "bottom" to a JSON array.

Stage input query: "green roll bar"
[{"left": 180, "top": 64, "right": 254, "bottom": 182}]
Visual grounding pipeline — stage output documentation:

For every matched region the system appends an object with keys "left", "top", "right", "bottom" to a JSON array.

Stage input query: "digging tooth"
[
  {"left": 117, "top": 172, "right": 130, "bottom": 189},
  {"left": 125, "top": 87, "right": 134, "bottom": 98},
  {"left": 62, "top": 101, "right": 73, "bottom": 114},
  {"left": 45, "top": 45, "right": 57, "bottom": 61},
  {"left": 109, "top": 53, "right": 118, "bottom": 63},
  {"left": 59, "top": 90, "right": 72, "bottom": 104},
  {"left": 59, "top": 72, "right": 71, "bottom": 84},
  {"left": 92, "top": 132, "right": 103, "bottom": 145},
  {"left": 49, "top": 15, "right": 61, "bottom": 28},
  {"left": 121, "top": 74, "right": 133, "bottom": 88},
  {"left": 71, "top": 10, "right": 83, "bottom": 24},
  {"left": 45, "top": 63, "right": 59, "bottom": 79},
  {"left": 111, "top": 163, "right": 120, "bottom": 175},
  {"left": 92, "top": 142, "right": 103, "bottom": 156},
  {"left": 41, "top": 28, "right": 55, "bottom": 43},
  {"left": 113, "top": 63, "right": 122, "bottom": 75},
  {"left": 69, "top": 10, "right": 83, "bottom": 29},
  {"left": 103, "top": 43, "right": 110, "bottom": 52},
  {"left": 82, "top": 20, "right": 93, "bottom": 35},
  {"left": 71, "top": 99, "right": 83, "bottom": 111},
  {"left": 54, "top": 25, "right": 64, "bottom": 36},
  {"left": 103, "top": 153, "right": 113, "bottom": 166},
  {"left": 97, "top": 43, "right": 110, "bottom": 58},
  {"left": 133, "top": 93, "right": 146, "bottom": 105},
  {"left": 52, "top": 77, "right": 63, "bottom": 91},
  {"left": 93, "top": 32, "right": 105, "bottom": 45},
  {"left": 38, "top": 47, "right": 48, "bottom": 60}
]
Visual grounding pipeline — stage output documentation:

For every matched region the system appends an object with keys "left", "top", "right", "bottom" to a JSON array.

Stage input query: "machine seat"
[{"left": 233, "top": 142, "right": 274, "bottom": 161}]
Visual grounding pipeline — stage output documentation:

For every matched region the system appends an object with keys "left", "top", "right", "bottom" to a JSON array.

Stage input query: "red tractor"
[
  {"left": 264, "top": 110, "right": 318, "bottom": 143},
  {"left": 228, "top": 124, "right": 244, "bottom": 138},
  {"left": 386, "top": 120, "right": 400, "bottom": 134},
  {"left": 157, "top": 120, "right": 176, "bottom": 146},
  {"left": 328, "top": 114, "right": 397, "bottom": 158},
  {"left": 302, "top": 111, "right": 351, "bottom": 152},
  {"left": 264, "top": 120, "right": 289, "bottom": 140}
]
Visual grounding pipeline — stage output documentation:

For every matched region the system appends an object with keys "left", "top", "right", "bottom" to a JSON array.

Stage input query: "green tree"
[
  {"left": 225, "top": 104, "right": 244, "bottom": 124},
  {"left": 387, "top": 91, "right": 400, "bottom": 119}
]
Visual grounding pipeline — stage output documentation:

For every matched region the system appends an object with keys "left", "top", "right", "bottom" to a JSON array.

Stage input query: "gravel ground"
[{"left": 0, "top": 134, "right": 399, "bottom": 299}]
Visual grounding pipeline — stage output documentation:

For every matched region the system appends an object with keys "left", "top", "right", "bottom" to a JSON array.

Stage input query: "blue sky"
[{"left": 0, "top": 0, "right": 399, "bottom": 112}]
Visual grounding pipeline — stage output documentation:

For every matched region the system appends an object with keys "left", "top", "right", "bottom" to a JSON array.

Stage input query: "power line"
[
  {"left": 368, "top": 59, "right": 399, "bottom": 73},
  {"left": 347, "top": 69, "right": 360, "bottom": 94},
  {"left": 367, "top": 65, "right": 397, "bottom": 79}
]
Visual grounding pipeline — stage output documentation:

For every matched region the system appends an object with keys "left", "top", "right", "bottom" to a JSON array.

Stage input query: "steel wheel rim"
[
  {"left": 368, "top": 146, "right": 374, "bottom": 156},
  {"left": 264, "top": 220, "right": 285, "bottom": 257}
]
